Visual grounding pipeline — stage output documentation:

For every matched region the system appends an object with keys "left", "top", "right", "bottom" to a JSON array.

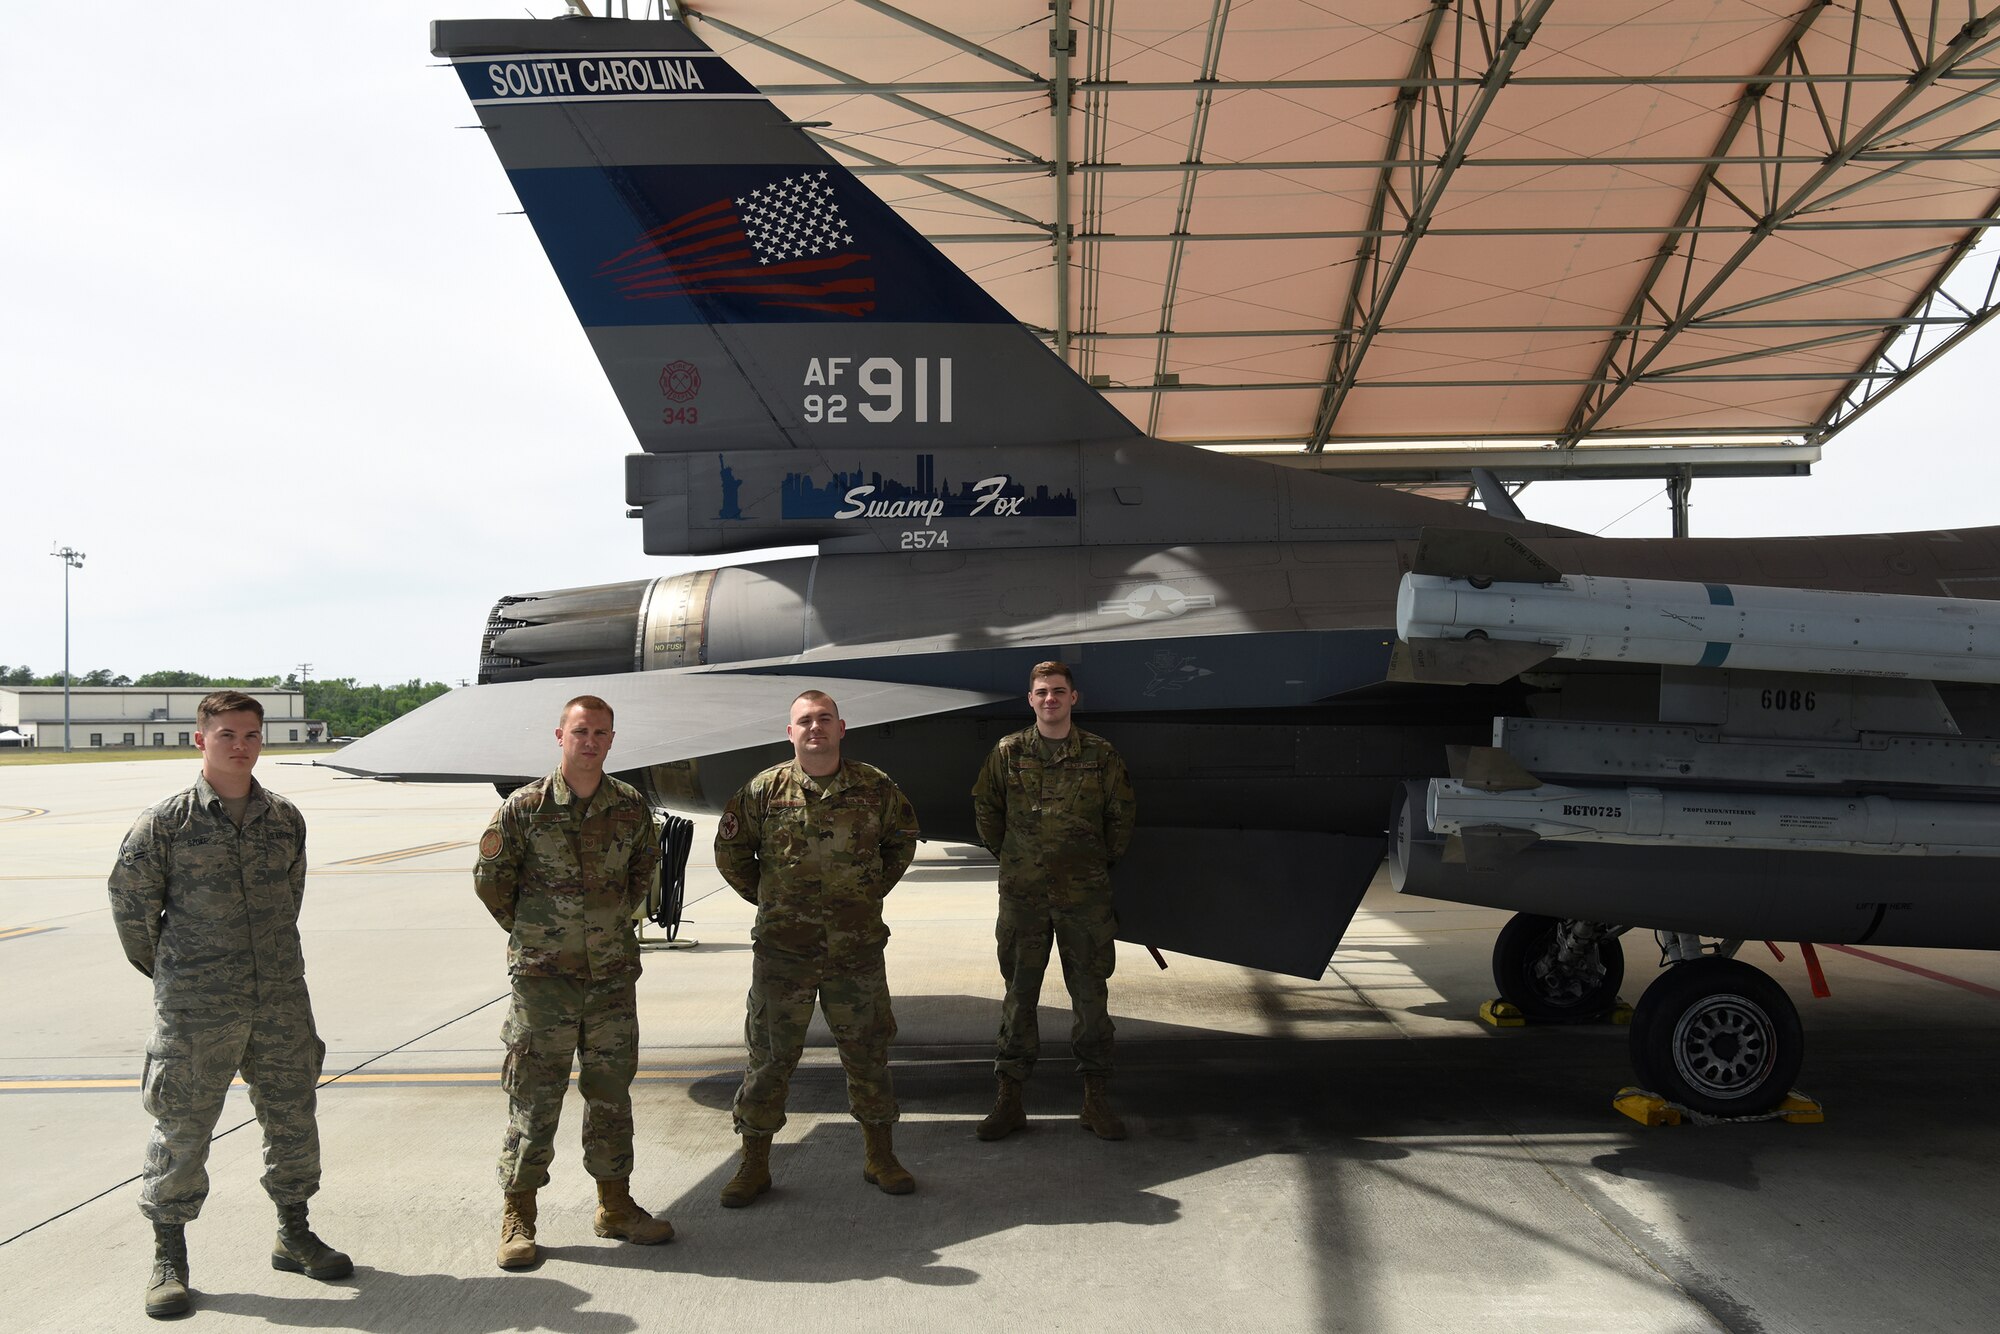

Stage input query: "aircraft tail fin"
[{"left": 433, "top": 18, "right": 1137, "bottom": 457}]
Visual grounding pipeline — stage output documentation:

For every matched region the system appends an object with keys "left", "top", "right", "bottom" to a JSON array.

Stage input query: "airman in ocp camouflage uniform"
[
  {"left": 713, "top": 689, "right": 921, "bottom": 1206},
  {"left": 971, "top": 661, "right": 1137, "bottom": 1142},
  {"left": 107, "top": 691, "right": 351, "bottom": 1320},
  {"left": 474, "top": 694, "right": 672, "bottom": 1269}
]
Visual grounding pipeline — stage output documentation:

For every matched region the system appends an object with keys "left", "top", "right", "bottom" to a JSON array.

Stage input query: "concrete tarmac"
[{"left": 4, "top": 758, "right": 2000, "bottom": 1332}]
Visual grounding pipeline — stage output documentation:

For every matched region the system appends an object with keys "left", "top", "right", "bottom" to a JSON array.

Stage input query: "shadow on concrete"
[
  {"left": 194, "top": 1268, "right": 638, "bottom": 1333},
  {"left": 634, "top": 994, "right": 1670, "bottom": 1295}
]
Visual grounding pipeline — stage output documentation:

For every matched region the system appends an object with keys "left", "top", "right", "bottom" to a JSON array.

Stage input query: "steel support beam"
[
  {"left": 1559, "top": 7, "right": 2000, "bottom": 445},
  {"left": 854, "top": 150, "right": 2000, "bottom": 174},
  {"left": 1817, "top": 209, "right": 2000, "bottom": 442},
  {"left": 1145, "top": 0, "right": 1232, "bottom": 435},
  {"left": 818, "top": 138, "right": 1046, "bottom": 230},
  {"left": 1052, "top": 0, "right": 1076, "bottom": 358},
  {"left": 848, "top": 0, "right": 1043, "bottom": 82},
  {"left": 694, "top": 12, "right": 1045, "bottom": 165},
  {"left": 1307, "top": 0, "right": 1555, "bottom": 452},
  {"left": 1252, "top": 444, "right": 1818, "bottom": 483},
  {"left": 756, "top": 71, "right": 2000, "bottom": 96}
]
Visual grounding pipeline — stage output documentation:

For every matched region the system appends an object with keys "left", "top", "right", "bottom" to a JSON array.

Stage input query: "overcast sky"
[{"left": 8, "top": 4, "right": 2000, "bottom": 687}]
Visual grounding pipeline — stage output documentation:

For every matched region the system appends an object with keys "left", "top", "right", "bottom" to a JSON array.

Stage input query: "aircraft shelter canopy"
[{"left": 666, "top": 0, "right": 2000, "bottom": 481}]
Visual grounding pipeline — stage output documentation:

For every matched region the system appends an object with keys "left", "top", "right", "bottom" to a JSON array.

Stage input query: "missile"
[
  {"left": 1426, "top": 779, "right": 2000, "bottom": 857},
  {"left": 1396, "top": 569, "right": 2000, "bottom": 685}
]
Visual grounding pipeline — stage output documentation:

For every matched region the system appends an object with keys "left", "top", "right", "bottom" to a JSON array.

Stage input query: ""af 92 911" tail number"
[{"left": 802, "top": 356, "right": 953, "bottom": 424}]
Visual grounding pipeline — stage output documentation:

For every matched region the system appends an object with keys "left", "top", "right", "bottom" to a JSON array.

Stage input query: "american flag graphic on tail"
[{"left": 597, "top": 171, "right": 876, "bottom": 317}]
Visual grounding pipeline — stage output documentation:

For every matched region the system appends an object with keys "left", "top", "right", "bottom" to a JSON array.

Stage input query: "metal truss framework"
[{"left": 671, "top": 1, "right": 2000, "bottom": 481}]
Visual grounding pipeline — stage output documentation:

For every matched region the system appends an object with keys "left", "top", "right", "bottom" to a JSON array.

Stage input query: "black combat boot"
[
  {"left": 976, "top": 1074, "right": 1027, "bottom": 1141},
  {"left": 271, "top": 1201, "right": 353, "bottom": 1279},
  {"left": 1080, "top": 1074, "right": 1128, "bottom": 1140},
  {"left": 144, "top": 1221, "right": 190, "bottom": 1318}
]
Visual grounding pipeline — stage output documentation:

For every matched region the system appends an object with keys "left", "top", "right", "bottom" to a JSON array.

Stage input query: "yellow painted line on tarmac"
[
  {"left": 330, "top": 840, "right": 476, "bottom": 867},
  {"left": 0, "top": 806, "right": 49, "bottom": 823},
  {"left": 0, "top": 926, "right": 59, "bottom": 942},
  {"left": 2, "top": 1067, "right": 734, "bottom": 1094}
]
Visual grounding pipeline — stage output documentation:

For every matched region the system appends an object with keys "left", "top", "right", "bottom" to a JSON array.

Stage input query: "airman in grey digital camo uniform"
[
  {"left": 109, "top": 691, "right": 352, "bottom": 1320},
  {"left": 713, "top": 689, "right": 921, "bottom": 1206},
  {"left": 474, "top": 694, "right": 673, "bottom": 1269},
  {"left": 972, "top": 661, "right": 1138, "bottom": 1141}
]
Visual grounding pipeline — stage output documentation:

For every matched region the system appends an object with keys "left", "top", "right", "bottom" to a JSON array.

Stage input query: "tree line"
[{"left": 0, "top": 667, "right": 450, "bottom": 738}]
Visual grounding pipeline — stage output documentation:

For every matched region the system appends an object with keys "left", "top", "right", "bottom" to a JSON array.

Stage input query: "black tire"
[
  {"left": 1492, "top": 913, "right": 1625, "bottom": 1021},
  {"left": 1629, "top": 957, "right": 1803, "bottom": 1117}
]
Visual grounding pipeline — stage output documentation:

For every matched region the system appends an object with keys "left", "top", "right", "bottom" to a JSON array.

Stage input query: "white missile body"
[
  {"left": 1397, "top": 572, "right": 2000, "bottom": 684},
  {"left": 1427, "top": 779, "right": 2000, "bottom": 857}
]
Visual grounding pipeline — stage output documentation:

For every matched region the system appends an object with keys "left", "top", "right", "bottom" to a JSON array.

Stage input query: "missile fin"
[
  {"left": 1448, "top": 745, "right": 1544, "bottom": 791},
  {"left": 1413, "top": 527, "right": 1563, "bottom": 585},
  {"left": 1391, "top": 636, "right": 1558, "bottom": 685},
  {"left": 1448, "top": 826, "right": 1544, "bottom": 867}
]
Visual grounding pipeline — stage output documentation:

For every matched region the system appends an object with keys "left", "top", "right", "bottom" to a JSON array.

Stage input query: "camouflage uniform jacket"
[
  {"left": 474, "top": 771, "right": 660, "bottom": 980},
  {"left": 972, "top": 726, "right": 1136, "bottom": 909},
  {"left": 715, "top": 760, "right": 920, "bottom": 962},
  {"left": 107, "top": 773, "right": 309, "bottom": 1009}
]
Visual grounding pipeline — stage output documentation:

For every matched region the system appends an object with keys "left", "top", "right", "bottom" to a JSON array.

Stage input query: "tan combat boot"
[
  {"left": 593, "top": 1178, "right": 675, "bottom": 1245},
  {"left": 497, "top": 1191, "right": 538, "bottom": 1270},
  {"left": 976, "top": 1073, "right": 1027, "bottom": 1141},
  {"left": 861, "top": 1122, "right": 916, "bottom": 1195},
  {"left": 144, "top": 1222, "right": 190, "bottom": 1319},
  {"left": 1080, "top": 1074, "right": 1128, "bottom": 1141},
  {"left": 272, "top": 1201, "right": 353, "bottom": 1280},
  {"left": 718, "top": 1134, "right": 773, "bottom": 1208}
]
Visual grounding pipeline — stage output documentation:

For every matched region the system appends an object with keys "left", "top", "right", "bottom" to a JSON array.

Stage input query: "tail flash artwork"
[
  {"left": 598, "top": 179, "right": 877, "bottom": 318},
  {"left": 433, "top": 17, "right": 1135, "bottom": 482},
  {"left": 433, "top": 16, "right": 1493, "bottom": 558}
]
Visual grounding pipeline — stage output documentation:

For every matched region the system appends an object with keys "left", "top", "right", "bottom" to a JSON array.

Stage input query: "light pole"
[
  {"left": 50, "top": 544, "right": 85, "bottom": 753},
  {"left": 296, "top": 663, "right": 313, "bottom": 744}
]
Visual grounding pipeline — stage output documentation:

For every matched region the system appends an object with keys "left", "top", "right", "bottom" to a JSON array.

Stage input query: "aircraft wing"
[{"left": 315, "top": 671, "right": 1009, "bottom": 783}]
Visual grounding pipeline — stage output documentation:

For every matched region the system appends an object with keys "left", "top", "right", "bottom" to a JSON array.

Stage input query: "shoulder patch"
[
  {"left": 479, "top": 829, "right": 504, "bottom": 860},
  {"left": 719, "top": 811, "right": 740, "bottom": 840}
]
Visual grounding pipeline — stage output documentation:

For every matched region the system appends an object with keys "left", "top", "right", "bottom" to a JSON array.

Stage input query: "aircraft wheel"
[
  {"left": 1629, "top": 958, "right": 1803, "bottom": 1117},
  {"left": 1492, "top": 913, "right": 1624, "bottom": 1020}
]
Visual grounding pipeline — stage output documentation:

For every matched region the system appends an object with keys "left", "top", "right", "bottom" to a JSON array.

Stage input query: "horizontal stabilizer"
[
  {"left": 1112, "top": 830, "right": 1385, "bottom": 978},
  {"left": 316, "top": 671, "right": 1008, "bottom": 783}
]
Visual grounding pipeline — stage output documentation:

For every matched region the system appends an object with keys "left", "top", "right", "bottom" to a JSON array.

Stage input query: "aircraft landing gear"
[
  {"left": 1491, "top": 913, "right": 1626, "bottom": 1020},
  {"left": 1628, "top": 957, "right": 1803, "bottom": 1117}
]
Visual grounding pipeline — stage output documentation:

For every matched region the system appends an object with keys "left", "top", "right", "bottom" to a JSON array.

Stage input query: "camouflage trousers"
[
  {"left": 732, "top": 947, "right": 898, "bottom": 1136},
  {"left": 498, "top": 974, "right": 638, "bottom": 1192},
  {"left": 994, "top": 897, "right": 1117, "bottom": 1082},
  {"left": 139, "top": 987, "right": 325, "bottom": 1224}
]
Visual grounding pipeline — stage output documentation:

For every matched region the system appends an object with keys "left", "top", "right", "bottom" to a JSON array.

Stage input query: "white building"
[{"left": 0, "top": 687, "right": 323, "bottom": 750}]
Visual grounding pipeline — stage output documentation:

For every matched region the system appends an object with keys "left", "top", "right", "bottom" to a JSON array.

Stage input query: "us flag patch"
[{"left": 597, "top": 171, "right": 876, "bottom": 317}]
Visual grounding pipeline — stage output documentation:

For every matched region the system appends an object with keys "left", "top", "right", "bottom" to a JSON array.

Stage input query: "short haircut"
[
  {"left": 561, "top": 694, "right": 614, "bottom": 728},
  {"left": 197, "top": 691, "right": 264, "bottom": 726},
  {"left": 1028, "top": 660, "right": 1075, "bottom": 688},
  {"left": 791, "top": 689, "right": 839, "bottom": 717}
]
